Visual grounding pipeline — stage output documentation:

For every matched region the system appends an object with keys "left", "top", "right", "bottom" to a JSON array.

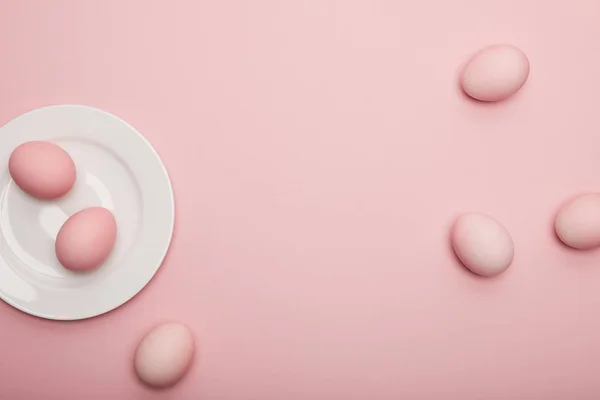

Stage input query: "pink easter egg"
[
  {"left": 55, "top": 207, "right": 117, "bottom": 272},
  {"left": 9, "top": 141, "right": 76, "bottom": 199},
  {"left": 461, "top": 44, "right": 530, "bottom": 102},
  {"left": 134, "top": 322, "right": 196, "bottom": 389},
  {"left": 451, "top": 213, "right": 514, "bottom": 277},
  {"left": 555, "top": 193, "right": 600, "bottom": 250}
]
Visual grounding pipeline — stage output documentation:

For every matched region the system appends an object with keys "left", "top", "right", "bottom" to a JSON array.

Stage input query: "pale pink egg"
[
  {"left": 451, "top": 213, "right": 514, "bottom": 277},
  {"left": 135, "top": 322, "right": 196, "bottom": 389},
  {"left": 55, "top": 207, "right": 117, "bottom": 272},
  {"left": 9, "top": 141, "right": 76, "bottom": 199},
  {"left": 461, "top": 44, "right": 530, "bottom": 102},
  {"left": 555, "top": 193, "right": 600, "bottom": 250}
]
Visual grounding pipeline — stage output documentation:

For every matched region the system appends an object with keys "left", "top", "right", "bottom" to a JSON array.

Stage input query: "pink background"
[{"left": 1, "top": 0, "right": 600, "bottom": 398}]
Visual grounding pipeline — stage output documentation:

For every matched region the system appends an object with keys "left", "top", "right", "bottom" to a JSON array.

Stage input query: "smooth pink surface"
[
  {"left": 451, "top": 213, "right": 514, "bottom": 277},
  {"left": 55, "top": 207, "right": 117, "bottom": 272},
  {"left": 9, "top": 141, "right": 76, "bottom": 199},
  {"left": 134, "top": 322, "right": 195, "bottom": 389},
  {"left": 461, "top": 44, "right": 530, "bottom": 102},
  {"left": 555, "top": 193, "right": 600, "bottom": 250},
  {"left": 1, "top": 1, "right": 600, "bottom": 399}
]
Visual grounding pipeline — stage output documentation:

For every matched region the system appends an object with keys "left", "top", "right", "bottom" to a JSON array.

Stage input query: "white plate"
[{"left": 0, "top": 105, "right": 174, "bottom": 320}]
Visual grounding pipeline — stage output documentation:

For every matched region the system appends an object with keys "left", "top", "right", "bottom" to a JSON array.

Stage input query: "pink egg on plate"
[
  {"left": 461, "top": 44, "right": 530, "bottom": 102},
  {"left": 135, "top": 322, "right": 196, "bottom": 389},
  {"left": 451, "top": 213, "right": 514, "bottom": 277},
  {"left": 55, "top": 207, "right": 117, "bottom": 272},
  {"left": 555, "top": 193, "right": 600, "bottom": 250},
  {"left": 9, "top": 141, "right": 76, "bottom": 199}
]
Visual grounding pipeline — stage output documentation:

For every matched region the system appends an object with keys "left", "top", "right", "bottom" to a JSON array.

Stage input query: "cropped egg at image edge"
[{"left": 1, "top": 1, "right": 600, "bottom": 399}]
